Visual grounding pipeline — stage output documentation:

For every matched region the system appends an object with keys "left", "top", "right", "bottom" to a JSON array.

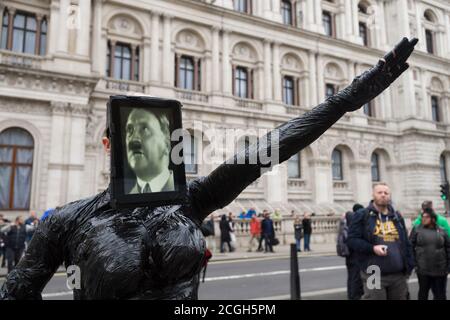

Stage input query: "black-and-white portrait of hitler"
[
  {"left": 124, "top": 107, "right": 174, "bottom": 194},
  {"left": 108, "top": 95, "right": 186, "bottom": 208}
]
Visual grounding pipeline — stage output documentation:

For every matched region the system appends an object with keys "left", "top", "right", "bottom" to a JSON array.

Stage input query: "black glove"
[{"left": 331, "top": 37, "right": 418, "bottom": 112}]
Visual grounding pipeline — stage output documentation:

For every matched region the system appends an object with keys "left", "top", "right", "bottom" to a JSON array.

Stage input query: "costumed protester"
[{"left": 0, "top": 38, "right": 418, "bottom": 299}]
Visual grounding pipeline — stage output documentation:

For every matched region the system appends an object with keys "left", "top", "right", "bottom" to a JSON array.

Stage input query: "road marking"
[
  {"left": 210, "top": 253, "right": 336, "bottom": 265},
  {"left": 204, "top": 265, "right": 345, "bottom": 282},
  {"left": 42, "top": 291, "right": 73, "bottom": 298}
]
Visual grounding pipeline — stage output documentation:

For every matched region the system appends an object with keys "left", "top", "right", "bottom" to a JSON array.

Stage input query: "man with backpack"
[
  {"left": 337, "top": 205, "right": 364, "bottom": 300},
  {"left": 347, "top": 183, "right": 414, "bottom": 300}
]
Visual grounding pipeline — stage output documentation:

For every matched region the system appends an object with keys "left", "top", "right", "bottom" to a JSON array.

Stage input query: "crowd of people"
[
  {"left": 337, "top": 182, "right": 450, "bottom": 300},
  {"left": 200, "top": 209, "right": 314, "bottom": 254}
]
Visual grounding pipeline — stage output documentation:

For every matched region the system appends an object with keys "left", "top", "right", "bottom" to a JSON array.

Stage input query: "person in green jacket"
[{"left": 413, "top": 201, "right": 450, "bottom": 237}]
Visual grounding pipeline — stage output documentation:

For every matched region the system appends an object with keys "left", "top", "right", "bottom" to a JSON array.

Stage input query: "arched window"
[
  {"left": 39, "top": 18, "right": 47, "bottom": 55},
  {"left": 371, "top": 152, "right": 380, "bottom": 182},
  {"left": 0, "top": 128, "right": 34, "bottom": 210},
  {"left": 0, "top": 9, "right": 8, "bottom": 50},
  {"left": 423, "top": 10, "right": 438, "bottom": 55},
  {"left": 288, "top": 152, "right": 301, "bottom": 178},
  {"left": 184, "top": 133, "right": 197, "bottom": 174},
  {"left": 332, "top": 149, "right": 343, "bottom": 180},
  {"left": 440, "top": 154, "right": 448, "bottom": 183}
]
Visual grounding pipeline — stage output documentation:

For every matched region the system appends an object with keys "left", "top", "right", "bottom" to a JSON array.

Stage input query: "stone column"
[
  {"left": 351, "top": 0, "right": 361, "bottom": 44},
  {"left": 310, "top": 159, "right": 333, "bottom": 204},
  {"left": 162, "top": 13, "right": 173, "bottom": 86},
  {"left": 420, "top": 68, "right": 430, "bottom": 120},
  {"left": 222, "top": 29, "right": 231, "bottom": 95},
  {"left": 308, "top": 51, "right": 317, "bottom": 106},
  {"left": 398, "top": 0, "right": 410, "bottom": 37},
  {"left": 35, "top": 14, "right": 43, "bottom": 55},
  {"left": 445, "top": 13, "right": 450, "bottom": 57},
  {"left": 305, "top": 0, "right": 315, "bottom": 30},
  {"left": 204, "top": 51, "right": 212, "bottom": 92},
  {"left": 58, "top": 0, "right": 70, "bottom": 53},
  {"left": 415, "top": 2, "right": 425, "bottom": 51},
  {"left": 6, "top": 8, "right": 15, "bottom": 50},
  {"left": 314, "top": 0, "right": 323, "bottom": 34},
  {"left": 92, "top": 0, "right": 103, "bottom": 73},
  {"left": 351, "top": 162, "right": 372, "bottom": 204},
  {"left": 316, "top": 54, "right": 325, "bottom": 104},
  {"left": 263, "top": 0, "right": 272, "bottom": 19},
  {"left": 378, "top": 0, "right": 387, "bottom": 49},
  {"left": 76, "top": 0, "right": 91, "bottom": 56},
  {"left": 344, "top": 0, "right": 353, "bottom": 38},
  {"left": 150, "top": 11, "right": 160, "bottom": 83},
  {"left": 272, "top": 41, "right": 282, "bottom": 102},
  {"left": 211, "top": 26, "right": 220, "bottom": 93},
  {"left": 263, "top": 39, "right": 272, "bottom": 101}
]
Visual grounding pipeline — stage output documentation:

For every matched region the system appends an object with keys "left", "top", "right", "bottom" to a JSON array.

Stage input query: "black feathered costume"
[{"left": 0, "top": 38, "right": 418, "bottom": 299}]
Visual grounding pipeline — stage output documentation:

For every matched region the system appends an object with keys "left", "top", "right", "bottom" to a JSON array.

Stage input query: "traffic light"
[{"left": 440, "top": 182, "right": 449, "bottom": 201}]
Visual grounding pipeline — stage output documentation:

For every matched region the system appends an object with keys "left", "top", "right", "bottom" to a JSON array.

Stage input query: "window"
[
  {"left": 0, "top": 9, "right": 46, "bottom": 55},
  {"left": 107, "top": 41, "right": 140, "bottom": 81},
  {"left": 332, "top": 149, "right": 343, "bottom": 180},
  {"left": 431, "top": 96, "right": 440, "bottom": 122},
  {"left": 234, "top": 67, "right": 248, "bottom": 98},
  {"left": 425, "top": 29, "right": 434, "bottom": 54},
  {"left": 1, "top": 10, "right": 8, "bottom": 49},
  {"left": 322, "top": 11, "right": 334, "bottom": 37},
  {"left": 282, "top": 0, "right": 293, "bottom": 26},
  {"left": 12, "top": 12, "right": 36, "bottom": 54},
  {"left": 358, "top": 3, "right": 368, "bottom": 14},
  {"left": 176, "top": 55, "right": 201, "bottom": 91},
  {"left": 39, "top": 18, "right": 47, "bottom": 55},
  {"left": 359, "top": 22, "right": 368, "bottom": 46},
  {"left": 363, "top": 101, "right": 374, "bottom": 117},
  {"left": 440, "top": 154, "right": 448, "bottom": 183},
  {"left": 283, "top": 76, "right": 295, "bottom": 105},
  {"left": 288, "top": 152, "right": 301, "bottom": 178},
  {"left": 184, "top": 134, "right": 197, "bottom": 174},
  {"left": 325, "top": 83, "right": 336, "bottom": 98},
  {"left": 0, "top": 128, "right": 34, "bottom": 210},
  {"left": 179, "top": 56, "right": 194, "bottom": 90},
  {"left": 234, "top": 0, "right": 251, "bottom": 14},
  {"left": 371, "top": 153, "right": 380, "bottom": 182}
]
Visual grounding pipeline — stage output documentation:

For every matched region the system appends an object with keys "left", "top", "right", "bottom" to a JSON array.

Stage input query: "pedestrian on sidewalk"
[
  {"left": 347, "top": 182, "right": 414, "bottom": 300},
  {"left": 294, "top": 216, "right": 303, "bottom": 252},
  {"left": 256, "top": 210, "right": 268, "bottom": 252},
  {"left": 412, "top": 201, "right": 450, "bottom": 237},
  {"left": 273, "top": 209, "right": 282, "bottom": 231},
  {"left": 228, "top": 212, "right": 237, "bottom": 250},
  {"left": 337, "top": 209, "right": 363, "bottom": 300},
  {"left": 220, "top": 215, "right": 234, "bottom": 253},
  {"left": 261, "top": 212, "right": 275, "bottom": 253},
  {"left": 248, "top": 213, "right": 261, "bottom": 252},
  {"left": 201, "top": 214, "right": 216, "bottom": 253},
  {"left": 1, "top": 216, "right": 36, "bottom": 273},
  {"left": 410, "top": 207, "right": 450, "bottom": 300},
  {"left": 302, "top": 213, "right": 312, "bottom": 252}
]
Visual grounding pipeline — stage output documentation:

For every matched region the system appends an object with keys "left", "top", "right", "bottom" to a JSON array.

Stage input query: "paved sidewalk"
[{"left": 210, "top": 242, "right": 336, "bottom": 262}]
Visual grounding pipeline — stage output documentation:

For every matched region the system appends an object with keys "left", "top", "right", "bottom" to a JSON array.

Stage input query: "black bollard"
[{"left": 290, "top": 243, "right": 301, "bottom": 300}]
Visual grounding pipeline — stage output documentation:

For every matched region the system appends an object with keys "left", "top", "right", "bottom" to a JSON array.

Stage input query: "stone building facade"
[{"left": 0, "top": 0, "right": 449, "bottom": 218}]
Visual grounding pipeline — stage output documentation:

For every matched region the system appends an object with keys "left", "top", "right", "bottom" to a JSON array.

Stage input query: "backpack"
[{"left": 336, "top": 218, "right": 350, "bottom": 257}]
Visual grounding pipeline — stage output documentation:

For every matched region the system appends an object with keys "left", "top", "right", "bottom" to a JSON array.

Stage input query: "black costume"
[{"left": 0, "top": 38, "right": 418, "bottom": 300}]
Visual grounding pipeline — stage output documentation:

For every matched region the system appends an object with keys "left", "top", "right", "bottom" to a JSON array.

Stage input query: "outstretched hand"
[{"left": 336, "top": 37, "right": 418, "bottom": 112}]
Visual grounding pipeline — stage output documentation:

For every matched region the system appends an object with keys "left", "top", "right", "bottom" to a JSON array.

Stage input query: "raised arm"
[{"left": 188, "top": 38, "right": 418, "bottom": 222}]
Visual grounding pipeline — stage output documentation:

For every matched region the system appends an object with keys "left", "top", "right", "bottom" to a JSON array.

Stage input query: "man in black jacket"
[
  {"left": 347, "top": 183, "right": 414, "bottom": 300},
  {"left": 0, "top": 38, "right": 418, "bottom": 300}
]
